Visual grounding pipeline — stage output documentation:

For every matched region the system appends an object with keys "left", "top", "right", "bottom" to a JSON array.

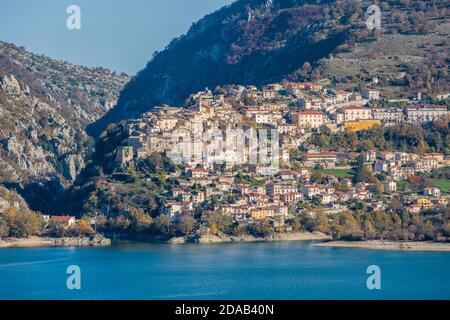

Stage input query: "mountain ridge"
[{"left": 88, "top": 0, "right": 449, "bottom": 137}]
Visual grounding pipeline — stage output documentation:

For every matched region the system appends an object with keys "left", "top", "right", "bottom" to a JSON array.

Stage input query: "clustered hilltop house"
[{"left": 112, "top": 80, "right": 449, "bottom": 226}]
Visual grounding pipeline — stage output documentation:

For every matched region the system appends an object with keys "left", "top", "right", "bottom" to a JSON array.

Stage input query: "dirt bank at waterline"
[
  {"left": 314, "top": 240, "right": 450, "bottom": 252},
  {"left": 0, "top": 235, "right": 111, "bottom": 248},
  {"left": 168, "top": 231, "right": 331, "bottom": 244}
]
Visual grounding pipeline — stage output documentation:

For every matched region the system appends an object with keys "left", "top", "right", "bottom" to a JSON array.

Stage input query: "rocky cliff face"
[
  {"left": 0, "top": 41, "right": 130, "bottom": 212},
  {"left": 0, "top": 186, "right": 32, "bottom": 215}
]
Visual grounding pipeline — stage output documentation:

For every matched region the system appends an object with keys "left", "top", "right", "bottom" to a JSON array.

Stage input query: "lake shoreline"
[
  {"left": 0, "top": 235, "right": 111, "bottom": 248},
  {"left": 2, "top": 234, "right": 450, "bottom": 252},
  {"left": 103, "top": 231, "right": 331, "bottom": 244},
  {"left": 0, "top": 232, "right": 331, "bottom": 248},
  {"left": 179, "top": 231, "right": 331, "bottom": 244},
  {"left": 315, "top": 240, "right": 450, "bottom": 252}
]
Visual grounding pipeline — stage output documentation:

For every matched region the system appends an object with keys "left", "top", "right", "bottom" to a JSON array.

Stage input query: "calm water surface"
[{"left": 0, "top": 241, "right": 449, "bottom": 300}]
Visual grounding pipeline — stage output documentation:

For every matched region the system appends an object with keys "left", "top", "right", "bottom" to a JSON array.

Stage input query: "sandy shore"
[
  {"left": 0, "top": 236, "right": 111, "bottom": 248},
  {"left": 0, "top": 237, "right": 54, "bottom": 248},
  {"left": 5, "top": 235, "right": 447, "bottom": 252},
  {"left": 169, "top": 231, "right": 331, "bottom": 244},
  {"left": 314, "top": 240, "right": 450, "bottom": 252}
]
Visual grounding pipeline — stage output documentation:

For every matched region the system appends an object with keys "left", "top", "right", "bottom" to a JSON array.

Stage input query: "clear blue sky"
[{"left": 0, "top": 0, "right": 235, "bottom": 75}]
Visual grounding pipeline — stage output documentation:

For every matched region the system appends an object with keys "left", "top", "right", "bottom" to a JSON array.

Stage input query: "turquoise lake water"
[{"left": 0, "top": 241, "right": 449, "bottom": 300}]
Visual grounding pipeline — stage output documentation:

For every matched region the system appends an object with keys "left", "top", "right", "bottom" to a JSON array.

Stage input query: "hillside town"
[{"left": 112, "top": 80, "right": 450, "bottom": 233}]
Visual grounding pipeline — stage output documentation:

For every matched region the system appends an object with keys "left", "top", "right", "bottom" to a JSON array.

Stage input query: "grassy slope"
[
  {"left": 431, "top": 179, "right": 450, "bottom": 193},
  {"left": 319, "top": 168, "right": 355, "bottom": 178},
  {"left": 319, "top": 22, "right": 450, "bottom": 98}
]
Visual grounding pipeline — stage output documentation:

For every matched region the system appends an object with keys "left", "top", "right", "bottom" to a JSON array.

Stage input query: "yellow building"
[
  {"left": 251, "top": 208, "right": 275, "bottom": 220},
  {"left": 344, "top": 120, "right": 381, "bottom": 132},
  {"left": 414, "top": 198, "right": 433, "bottom": 210}
]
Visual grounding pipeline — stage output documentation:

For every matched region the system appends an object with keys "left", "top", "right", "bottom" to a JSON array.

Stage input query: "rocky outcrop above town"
[{"left": 0, "top": 41, "right": 129, "bottom": 211}]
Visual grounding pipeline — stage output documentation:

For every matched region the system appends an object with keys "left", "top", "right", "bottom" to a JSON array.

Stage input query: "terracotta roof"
[
  {"left": 340, "top": 105, "right": 369, "bottom": 110},
  {"left": 293, "top": 111, "right": 324, "bottom": 116},
  {"left": 50, "top": 216, "right": 74, "bottom": 222},
  {"left": 407, "top": 104, "right": 447, "bottom": 110},
  {"left": 303, "top": 152, "right": 337, "bottom": 157},
  {"left": 304, "top": 185, "right": 325, "bottom": 189}
]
